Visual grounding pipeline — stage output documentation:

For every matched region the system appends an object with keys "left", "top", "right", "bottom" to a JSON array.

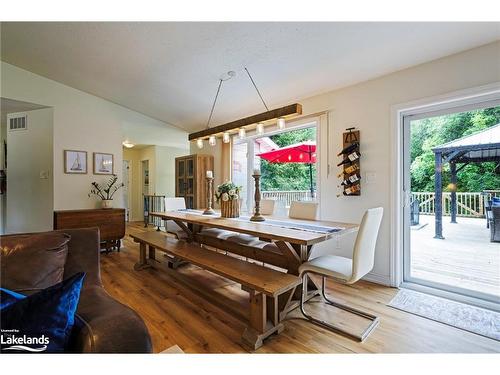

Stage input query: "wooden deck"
[
  {"left": 410, "top": 215, "right": 500, "bottom": 298},
  {"left": 98, "top": 222, "right": 500, "bottom": 353}
]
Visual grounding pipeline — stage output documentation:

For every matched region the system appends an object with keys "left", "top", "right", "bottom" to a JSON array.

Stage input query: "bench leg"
[
  {"left": 134, "top": 242, "right": 151, "bottom": 271},
  {"left": 241, "top": 292, "right": 284, "bottom": 350}
]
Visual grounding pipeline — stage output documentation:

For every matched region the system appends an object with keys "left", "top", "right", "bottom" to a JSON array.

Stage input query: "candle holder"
[
  {"left": 250, "top": 174, "right": 265, "bottom": 222},
  {"left": 203, "top": 177, "right": 215, "bottom": 215}
]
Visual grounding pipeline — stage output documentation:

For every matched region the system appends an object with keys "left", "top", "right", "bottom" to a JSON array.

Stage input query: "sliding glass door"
[{"left": 402, "top": 100, "right": 500, "bottom": 306}]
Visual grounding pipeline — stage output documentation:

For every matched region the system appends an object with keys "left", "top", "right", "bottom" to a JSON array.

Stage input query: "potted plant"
[
  {"left": 88, "top": 174, "right": 124, "bottom": 209},
  {"left": 215, "top": 182, "right": 241, "bottom": 218}
]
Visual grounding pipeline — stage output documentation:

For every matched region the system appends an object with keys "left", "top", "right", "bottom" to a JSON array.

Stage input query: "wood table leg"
[
  {"left": 134, "top": 242, "right": 151, "bottom": 270},
  {"left": 148, "top": 245, "right": 156, "bottom": 261}
]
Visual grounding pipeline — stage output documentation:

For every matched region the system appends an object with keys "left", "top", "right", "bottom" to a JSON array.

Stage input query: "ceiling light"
[
  {"left": 223, "top": 132, "right": 230, "bottom": 143},
  {"left": 196, "top": 139, "right": 204, "bottom": 149},
  {"left": 209, "top": 135, "right": 217, "bottom": 146},
  {"left": 277, "top": 118, "right": 286, "bottom": 130},
  {"left": 256, "top": 123, "right": 264, "bottom": 135},
  {"left": 238, "top": 128, "right": 246, "bottom": 139},
  {"left": 122, "top": 141, "right": 135, "bottom": 148}
]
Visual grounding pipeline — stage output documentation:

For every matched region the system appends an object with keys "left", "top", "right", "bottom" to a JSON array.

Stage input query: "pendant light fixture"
[
  {"left": 277, "top": 117, "right": 286, "bottom": 130},
  {"left": 208, "top": 135, "right": 217, "bottom": 146},
  {"left": 191, "top": 68, "right": 302, "bottom": 146},
  {"left": 238, "top": 128, "right": 246, "bottom": 139}
]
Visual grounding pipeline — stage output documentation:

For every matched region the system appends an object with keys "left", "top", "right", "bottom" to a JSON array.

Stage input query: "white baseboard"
[{"left": 362, "top": 272, "right": 392, "bottom": 286}]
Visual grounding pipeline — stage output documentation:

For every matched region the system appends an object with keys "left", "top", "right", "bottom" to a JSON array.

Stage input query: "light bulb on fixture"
[
  {"left": 223, "top": 132, "right": 230, "bottom": 143},
  {"left": 238, "top": 128, "right": 246, "bottom": 139},
  {"left": 209, "top": 135, "right": 217, "bottom": 146},
  {"left": 277, "top": 118, "right": 286, "bottom": 130},
  {"left": 256, "top": 123, "right": 264, "bottom": 135},
  {"left": 122, "top": 141, "right": 135, "bottom": 148},
  {"left": 196, "top": 139, "right": 204, "bottom": 149}
]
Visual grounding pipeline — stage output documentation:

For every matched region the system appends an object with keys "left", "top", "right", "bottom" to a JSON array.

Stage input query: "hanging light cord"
[
  {"left": 206, "top": 68, "right": 269, "bottom": 129},
  {"left": 244, "top": 67, "right": 269, "bottom": 112},
  {"left": 206, "top": 79, "right": 223, "bottom": 129}
]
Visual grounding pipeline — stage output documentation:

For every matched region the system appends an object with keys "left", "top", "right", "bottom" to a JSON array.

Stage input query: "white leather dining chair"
[
  {"left": 289, "top": 201, "right": 318, "bottom": 220},
  {"left": 297, "top": 207, "right": 383, "bottom": 342},
  {"left": 164, "top": 197, "right": 188, "bottom": 239},
  {"left": 259, "top": 199, "right": 276, "bottom": 216}
]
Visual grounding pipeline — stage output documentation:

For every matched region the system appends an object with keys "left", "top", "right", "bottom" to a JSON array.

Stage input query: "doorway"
[{"left": 402, "top": 100, "right": 500, "bottom": 306}]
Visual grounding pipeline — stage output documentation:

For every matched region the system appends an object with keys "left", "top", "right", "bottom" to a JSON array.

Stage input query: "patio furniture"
[
  {"left": 490, "top": 206, "right": 500, "bottom": 242},
  {"left": 432, "top": 124, "right": 500, "bottom": 239},
  {"left": 410, "top": 198, "right": 420, "bottom": 226},
  {"left": 297, "top": 207, "right": 383, "bottom": 341},
  {"left": 484, "top": 197, "right": 492, "bottom": 228}
]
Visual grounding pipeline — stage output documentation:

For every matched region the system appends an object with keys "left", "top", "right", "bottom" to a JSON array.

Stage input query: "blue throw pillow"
[
  {"left": 0, "top": 272, "right": 85, "bottom": 353},
  {"left": 0, "top": 288, "right": 26, "bottom": 310},
  {"left": 492, "top": 197, "right": 500, "bottom": 207}
]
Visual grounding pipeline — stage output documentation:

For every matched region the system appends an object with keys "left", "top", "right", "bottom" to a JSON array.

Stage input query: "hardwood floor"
[{"left": 99, "top": 222, "right": 500, "bottom": 353}]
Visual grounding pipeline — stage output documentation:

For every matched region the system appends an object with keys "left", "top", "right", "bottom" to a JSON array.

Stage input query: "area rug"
[{"left": 388, "top": 288, "right": 500, "bottom": 341}]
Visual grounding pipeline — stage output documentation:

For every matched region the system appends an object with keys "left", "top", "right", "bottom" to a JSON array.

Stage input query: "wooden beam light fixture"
[{"left": 189, "top": 103, "right": 302, "bottom": 142}]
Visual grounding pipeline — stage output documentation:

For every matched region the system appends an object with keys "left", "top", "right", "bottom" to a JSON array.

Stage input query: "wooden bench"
[{"left": 130, "top": 231, "right": 301, "bottom": 349}]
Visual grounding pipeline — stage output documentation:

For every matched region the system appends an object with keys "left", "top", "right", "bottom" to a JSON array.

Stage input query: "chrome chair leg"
[{"left": 299, "top": 272, "right": 379, "bottom": 342}]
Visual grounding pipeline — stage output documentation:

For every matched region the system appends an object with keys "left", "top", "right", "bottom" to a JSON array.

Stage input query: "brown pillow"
[{"left": 0, "top": 232, "right": 71, "bottom": 292}]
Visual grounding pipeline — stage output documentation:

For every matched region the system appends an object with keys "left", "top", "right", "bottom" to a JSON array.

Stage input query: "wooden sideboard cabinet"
[
  {"left": 175, "top": 154, "right": 214, "bottom": 209},
  {"left": 54, "top": 208, "right": 126, "bottom": 253}
]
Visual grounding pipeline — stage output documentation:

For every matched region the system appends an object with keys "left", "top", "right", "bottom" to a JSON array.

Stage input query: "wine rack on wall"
[{"left": 337, "top": 127, "right": 361, "bottom": 196}]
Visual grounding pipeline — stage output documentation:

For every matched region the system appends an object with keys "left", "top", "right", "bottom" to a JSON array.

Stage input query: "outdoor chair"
[{"left": 490, "top": 206, "right": 500, "bottom": 242}]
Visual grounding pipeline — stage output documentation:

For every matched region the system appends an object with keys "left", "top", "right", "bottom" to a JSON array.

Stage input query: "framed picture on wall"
[
  {"left": 93, "top": 152, "right": 114, "bottom": 175},
  {"left": 64, "top": 150, "right": 87, "bottom": 174}
]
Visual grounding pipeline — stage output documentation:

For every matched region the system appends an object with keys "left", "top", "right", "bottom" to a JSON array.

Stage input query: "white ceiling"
[{"left": 1, "top": 22, "right": 499, "bottom": 132}]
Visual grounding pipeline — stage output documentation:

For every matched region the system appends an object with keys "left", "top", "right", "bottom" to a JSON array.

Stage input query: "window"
[{"left": 232, "top": 121, "right": 318, "bottom": 215}]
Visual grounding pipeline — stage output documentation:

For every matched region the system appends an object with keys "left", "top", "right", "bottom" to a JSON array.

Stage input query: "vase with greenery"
[
  {"left": 215, "top": 181, "right": 241, "bottom": 218},
  {"left": 88, "top": 174, "right": 124, "bottom": 209}
]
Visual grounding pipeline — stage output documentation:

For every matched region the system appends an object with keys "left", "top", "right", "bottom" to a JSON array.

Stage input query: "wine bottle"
[
  {"left": 343, "top": 184, "right": 361, "bottom": 195},
  {"left": 337, "top": 151, "right": 360, "bottom": 166},
  {"left": 337, "top": 142, "right": 359, "bottom": 157},
  {"left": 340, "top": 173, "right": 361, "bottom": 186},
  {"left": 337, "top": 164, "right": 359, "bottom": 178}
]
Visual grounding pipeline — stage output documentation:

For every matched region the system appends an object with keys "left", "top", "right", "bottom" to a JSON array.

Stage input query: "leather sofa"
[{"left": 1, "top": 227, "right": 153, "bottom": 353}]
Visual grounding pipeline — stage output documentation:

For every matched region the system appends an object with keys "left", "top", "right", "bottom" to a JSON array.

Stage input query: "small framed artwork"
[
  {"left": 93, "top": 152, "right": 114, "bottom": 175},
  {"left": 64, "top": 150, "right": 87, "bottom": 174}
]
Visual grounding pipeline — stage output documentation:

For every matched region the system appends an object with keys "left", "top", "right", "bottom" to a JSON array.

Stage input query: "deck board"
[{"left": 410, "top": 215, "right": 500, "bottom": 298}]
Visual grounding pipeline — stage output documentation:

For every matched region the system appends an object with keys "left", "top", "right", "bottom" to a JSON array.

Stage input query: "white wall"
[
  {"left": 155, "top": 145, "right": 189, "bottom": 197},
  {"left": 192, "top": 41, "right": 500, "bottom": 285},
  {"left": 1, "top": 62, "right": 188, "bottom": 216},
  {"left": 6, "top": 108, "right": 54, "bottom": 233}
]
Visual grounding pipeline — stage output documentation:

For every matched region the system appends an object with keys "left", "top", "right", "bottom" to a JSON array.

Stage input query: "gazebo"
[{"left": 432, "top": 123, "right": 500, "bottom": 239}]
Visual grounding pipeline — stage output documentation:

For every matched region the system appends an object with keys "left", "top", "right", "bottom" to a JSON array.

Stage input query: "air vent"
[{"left": 9, "top": 115, "right": 28, "bottom": 131}]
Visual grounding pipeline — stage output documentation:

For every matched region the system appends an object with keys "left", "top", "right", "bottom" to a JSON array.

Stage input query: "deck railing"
[
  {"left": 412, "top": 190, "right": 500, "bottom": 218},
  {"left": 261, "top": 190, "right": 313, "bottom": 208}
]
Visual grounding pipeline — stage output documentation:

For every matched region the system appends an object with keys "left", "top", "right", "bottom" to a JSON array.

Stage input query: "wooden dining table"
[{"left": 150, "top": 209, "right": 359, "bottom": 319}]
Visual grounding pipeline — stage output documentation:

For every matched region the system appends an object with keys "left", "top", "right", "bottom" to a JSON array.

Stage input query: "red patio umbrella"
[{"left": 256, "top": 141, "right": 316, "bottom": 196}]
